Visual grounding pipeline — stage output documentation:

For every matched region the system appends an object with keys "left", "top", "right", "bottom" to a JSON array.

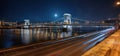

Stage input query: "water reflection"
[
  {"left": 20, "top": 26, "right": 73, "bottom": 44},
  {"left": 0, "top": 26, "right": 107, "bottom": 48},
  {"left": 0, "top": 29, "right": 14, "bottom": 48},
  {"left": 21, "top": 29, "right": 31, "bottom": 44}
]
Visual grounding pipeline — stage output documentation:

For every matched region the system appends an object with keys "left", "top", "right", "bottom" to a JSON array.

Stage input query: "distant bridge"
[{"left": 23, "top": 13, "right": 115, "bottom": 29}]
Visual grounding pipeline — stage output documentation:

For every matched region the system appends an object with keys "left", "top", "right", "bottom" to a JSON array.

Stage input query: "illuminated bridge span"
[
  {"left": 24, "top": 13, "right": 90, "bottom": 27},
  {"left": 24, "top": 13, "right": 114, "bottom": 29},
  {"left": 51, "top": 14, "right": 90, "bottom": 24}
]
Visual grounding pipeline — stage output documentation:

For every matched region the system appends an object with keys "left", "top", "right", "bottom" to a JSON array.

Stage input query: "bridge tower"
[
  {"left": 24, "top": 19, "right": 30, "bottom": 28},
  {"left": 62, "top": 13, "right": 72, "bottom": 37},
  {"left": 64, "top": 13, "right": 71, "bottom": 24}
]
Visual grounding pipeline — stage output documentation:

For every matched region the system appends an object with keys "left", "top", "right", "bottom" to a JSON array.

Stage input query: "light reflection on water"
[{"left": 0, "top": 26, "right": 107, "bottom": 48}]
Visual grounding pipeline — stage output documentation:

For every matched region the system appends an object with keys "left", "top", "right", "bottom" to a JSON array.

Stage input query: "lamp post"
[{"left": 114, "top": 1, "right": 120, "bottom": 29}]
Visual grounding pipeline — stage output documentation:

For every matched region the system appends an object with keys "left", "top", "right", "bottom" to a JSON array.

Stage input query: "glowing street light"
[{"left": 116, "top": 1, "right": 120, "bottom": 5}]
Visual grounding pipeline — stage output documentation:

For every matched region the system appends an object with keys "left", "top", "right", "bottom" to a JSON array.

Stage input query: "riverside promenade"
[{"left": 82, "top": 29, "right": 120, "bottom": 56}]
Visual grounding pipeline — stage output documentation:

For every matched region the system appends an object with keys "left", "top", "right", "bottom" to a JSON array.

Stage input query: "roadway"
[{"left": 0, "top": 28, "right": 114, "bottom": 56}]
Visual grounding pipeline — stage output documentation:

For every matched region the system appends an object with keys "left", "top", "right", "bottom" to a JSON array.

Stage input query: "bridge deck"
[{"left": 82, "top": 30, "right": 120, "bottom": 56}]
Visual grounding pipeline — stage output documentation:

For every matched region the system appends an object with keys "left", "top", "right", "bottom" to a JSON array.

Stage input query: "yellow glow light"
[{"left": 116, "top": 2, "right": 120, "bottom": 5}]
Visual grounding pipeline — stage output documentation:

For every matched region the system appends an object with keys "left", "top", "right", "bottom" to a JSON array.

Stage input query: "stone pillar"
[
  {"left": 64, "top": 13, "right": 71, "bottom": 24},
  {"left": 24, "top": 19, "right": 30, "bottom": 28},
  {"left": 62, "top": 13, "right": 72, "bottom": 37}
]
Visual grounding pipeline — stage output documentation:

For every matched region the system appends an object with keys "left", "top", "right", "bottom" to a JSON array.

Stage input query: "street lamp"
[
  {"left": 116, "top": 1, "right": 120, "bottom": 5},
  {"left": 115, "top": 1, "right": 120, "bottom": 6},
  {"left": 114, "top": 1, "right": 120, "bottom": 29}
]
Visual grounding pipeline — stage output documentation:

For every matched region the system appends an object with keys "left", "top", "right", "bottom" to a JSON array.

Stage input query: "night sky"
[{"left": 0, "top": 0, "right": 120, "bottom": 22}]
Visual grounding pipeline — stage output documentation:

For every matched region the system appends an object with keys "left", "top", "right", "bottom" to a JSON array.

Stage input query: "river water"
[{"left": 0, "top": 26, "right": 108, "bottom": 49}]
